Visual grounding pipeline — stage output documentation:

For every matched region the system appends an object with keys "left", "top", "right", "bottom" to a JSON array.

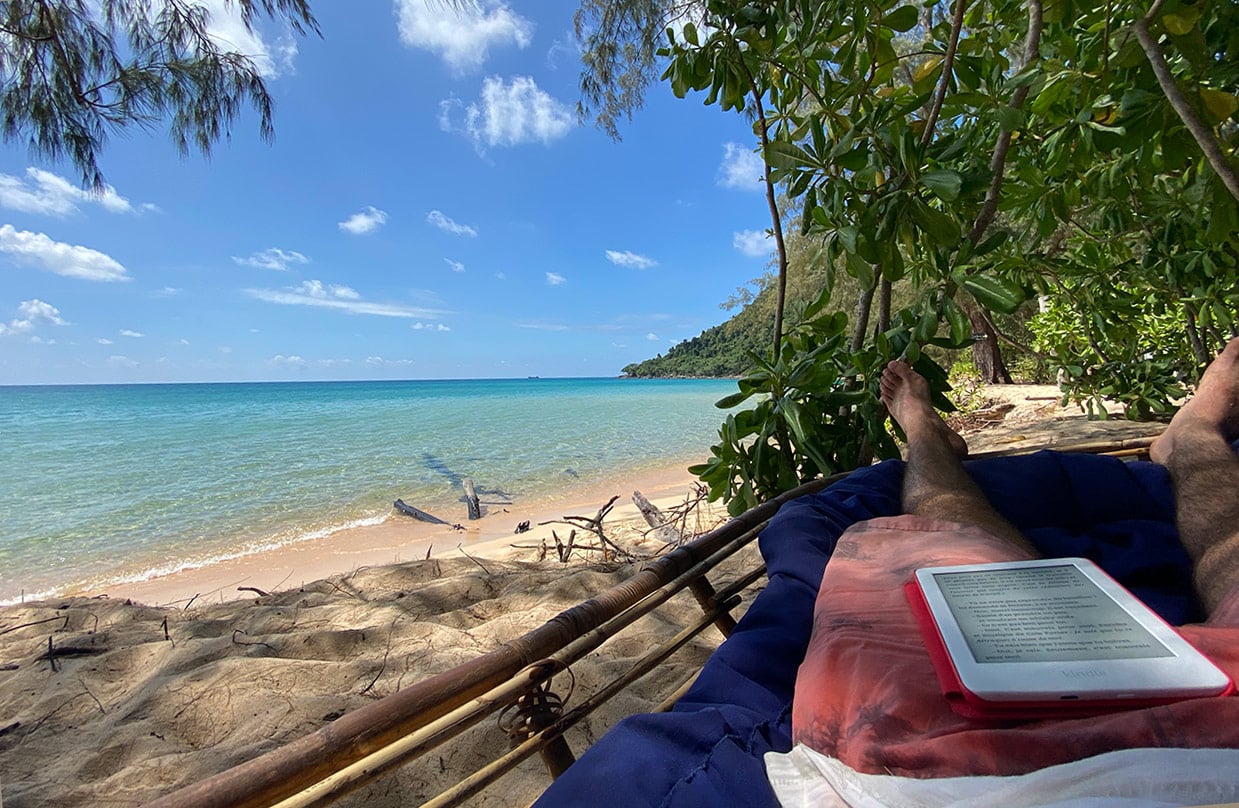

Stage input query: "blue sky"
[{"left": 0, "top": 2, "right": 775, "bottom": 385}]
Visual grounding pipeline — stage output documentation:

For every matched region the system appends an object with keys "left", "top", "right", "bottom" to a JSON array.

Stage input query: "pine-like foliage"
[{"left": 0, "top": 0, "right": 318, "bottom": 188}]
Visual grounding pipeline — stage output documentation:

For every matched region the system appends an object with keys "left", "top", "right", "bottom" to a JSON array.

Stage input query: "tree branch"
[
  {"left": 968, "top": 0, "right": 1044, "bottom": 243},
  {"left": 920, "top": 0, "right": 967, "bottom": 145},
  {"left": 1132, "top": 7, "right": 1239, "bottom": 202},
  {"left": 736, "top": 54, "right": 790, "bottom": 355}
]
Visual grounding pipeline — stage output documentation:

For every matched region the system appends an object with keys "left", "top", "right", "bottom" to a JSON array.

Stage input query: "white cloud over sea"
[
  {"left": 233, "top": 248, "right": 309, "bottom": 271},
  {"left": 0, "top": 225, "right": 130, "bottom": 281},
  {"left": 245, "top": 280, "right": 448, "bottom": 319},
  {"left": 0, "top": 299, "right": 67, "bottom": 336}
]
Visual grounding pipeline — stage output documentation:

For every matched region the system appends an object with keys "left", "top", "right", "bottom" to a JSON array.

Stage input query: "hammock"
[{"left": 533, "top": 447, "right": 1200, "bottom": 807}]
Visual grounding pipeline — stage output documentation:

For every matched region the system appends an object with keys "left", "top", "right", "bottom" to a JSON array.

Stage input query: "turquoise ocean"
[{"left": 0, "top": 378, "right": 736, "bottom": 604}]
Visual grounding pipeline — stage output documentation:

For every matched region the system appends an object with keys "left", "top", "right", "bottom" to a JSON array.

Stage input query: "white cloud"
[
  {"left": 411, "top": 322, "right": 452, "bottom": 332},
  {"left": 233, "top": 247, "right": 309, "bottom": 271},
  {"left": 514, "top": 321, "right": 570, "bottom": 331},
  {"left": 646, "top": 332, "right": 660, "bottom": 341},
  {"left": 0, "top": 167, "right": 145, "bottom": 216},
  {"left": 200, "top": 0, "right": 299, "bottom": 77},
  {"left": 440, "top": 76, "right": 574, "bottom": 150},
  {"left": 494, "top": 271, "right": 506, "bottom": 280},
  {"left": 0, "top": 225, "right": 129, "bottom": 281},
  {"left": 444, "top": 258, "right": 466, "bottom": 273},
  {"left": 545, "top": 271, "right": 566, "bottom": 286},
  {"left": 108, "top": 355, "right": 138, "bottom": 368},
  {"left": 545, "top": 32, "right": 580, "bottom": 69},
  {"left": 718, "top": 142, "right": 764, "bottom": 190},
  {"left": 365, "top": 356, "right": 417, "bottom": 367},
  {"left": 427, "top": 210, "right": 478, "bottom": 237},
  {"left": 395, "top": 0, "right": 532, "bottom": 72},
  {"left": 155, "top": 287, "right": 181, "bottom": 297},
  {"left": 733, "top": 229, "right": 772, "bottom": 257},
  {"left": 605, "top": 249, "right": 658, "bottom": 269},
  {"left": 271, "top": 354, "right": 308, "bottom": 367},
  {"left": 96, "top": 337, "right": 113, "bottom": 345},
  {"left": 120, "top": 329, "right": 144, "bottom": 338},
  {"left": 177, "top": 338, "right": 190, "bottom": 345},
  {"left": 0, "top": 299, "right": 67, "bottom": 336},
  {"left": 245, "top": 280, "right": 448, "bottom": 319},
  {"left": 338, "top": 206, "right": 388, "bottom": 235}
]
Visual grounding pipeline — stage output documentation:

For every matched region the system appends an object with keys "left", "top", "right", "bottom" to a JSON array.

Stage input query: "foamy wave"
[
  {"left": 0, "top": 586, "right": 63, "bottom": 608},
  {"left": 12, "top": 513, "right": 391, "bottom": 604}
]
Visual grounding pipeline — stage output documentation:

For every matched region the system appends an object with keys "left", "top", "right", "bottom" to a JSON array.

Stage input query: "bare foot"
[
  {"left": 1151, "top": 337, "right": 1239, "bottom": 467},
  {"left": 880, "top": 361, "right": 969, "bottom": 458}
]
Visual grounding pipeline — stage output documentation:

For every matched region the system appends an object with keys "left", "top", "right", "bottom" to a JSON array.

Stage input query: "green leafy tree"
[
  {"left": 0, "top": 0, "right": 319, "bottom": 188},
  {"left": 579, "top": 0, "right": 1238, "bottom": 509}
]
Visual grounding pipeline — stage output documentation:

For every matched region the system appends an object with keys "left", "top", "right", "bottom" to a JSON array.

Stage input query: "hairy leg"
[
  {"left": 881, "top": 361, "right": 1038, "bottom": 557},
  {"left": 1151, "top": 338, "right": 1239, "bottom": 615}
]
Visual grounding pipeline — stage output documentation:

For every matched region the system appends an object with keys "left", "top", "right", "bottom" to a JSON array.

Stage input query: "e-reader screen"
[{"left": 932, "top": 564, "right": 1174, "bottom": 664}]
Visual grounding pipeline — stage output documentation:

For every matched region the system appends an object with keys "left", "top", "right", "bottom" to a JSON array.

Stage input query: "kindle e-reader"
[{"left": 907, "top": 558, "right": 1232, "bottom": 718}]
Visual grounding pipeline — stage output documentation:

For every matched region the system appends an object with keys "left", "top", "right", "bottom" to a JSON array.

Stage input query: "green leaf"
[
  {"left": 960, "top": 274, "right": 1027, "bottom": 315},
  {"left": 846, "top": 251, "right": 876, "bottom": 288},
  {"left": 715, "top": 391, "right": 752, "bottom": 409},
  {"left": 920, "top": 169, "right": 962, "bottom": 201},
  {"left": 974, "top": 230, "right": 1008, "bottom": 256},
  {"left": 1200, "top": 88, "right": 1239, "bottom": 121},
  {"left": 909, "top": 198, "right": 960, "bottom": 245},
  {"left": 1162, "top": 7, "right": 1200, "bottom": 35},
  {"left": 883, "top": 5, "right": 919, "bottom": 31},
  {"left": 943, "top": 297, "right": 971, "bottom": 346},
  {"left": 764, "top": 140, "right": 815, "bottom": 170},
  {"left": 995, "top": 105, "right": 1024, "bottom": 132}
]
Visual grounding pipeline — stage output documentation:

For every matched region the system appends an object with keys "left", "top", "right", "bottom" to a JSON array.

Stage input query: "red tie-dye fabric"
[{"left": 791, "top": 516, "right": 1239, "bottom": 776}]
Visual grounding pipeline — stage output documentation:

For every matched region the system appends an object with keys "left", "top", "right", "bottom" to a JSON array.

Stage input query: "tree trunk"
[{"left": 965, "top": 304, "right": 1013, "bottom": 383}]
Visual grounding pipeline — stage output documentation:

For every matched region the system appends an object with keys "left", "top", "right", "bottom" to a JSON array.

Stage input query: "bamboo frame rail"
[
  {"left": 968, "top": 433, "right": 1163, "bottom": 460},
  {"left": 270, "top": 526, "right": 769, "bottom": 808},
  {"left": 146, "top": 472, "right": 850, "bottom": 808},
  {"left": 418, "top": 589, "right": 751, "bottom": 808}
]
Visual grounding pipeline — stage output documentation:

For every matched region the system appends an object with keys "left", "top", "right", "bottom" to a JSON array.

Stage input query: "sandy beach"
[
  {"left": 0, "top": 458, "right": 740, "bottom": 808},
  {"left": 0, "top": 390, "right": 1170, "bottom": 808}
]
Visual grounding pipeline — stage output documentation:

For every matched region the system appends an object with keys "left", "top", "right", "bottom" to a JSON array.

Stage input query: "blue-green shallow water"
[{"left": 0, "top": 378, "right": 736, "bottom": 603}]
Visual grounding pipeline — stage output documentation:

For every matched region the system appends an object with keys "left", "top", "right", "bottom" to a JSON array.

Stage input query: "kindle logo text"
[{"left": 1061, "top": 669, "right": 1106, "bottom": 678}]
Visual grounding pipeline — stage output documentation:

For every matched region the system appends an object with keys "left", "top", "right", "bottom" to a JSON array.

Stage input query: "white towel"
[{"left": 765, "top": 745, "right": 1239, "bottom": 807}]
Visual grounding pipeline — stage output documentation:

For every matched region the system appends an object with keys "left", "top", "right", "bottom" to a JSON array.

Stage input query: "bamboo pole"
[
  {"left": 968, "top": 433, "right": 1163, "bottom": 460},
  {"left": 417, "top": 595, "right": 742, "bottom": 808},
  {"left": 146, "top": 472, "right": 850, "bottom": 808},
  {"left": 269, "top": 524, "right": 762, "bottom": 808}
]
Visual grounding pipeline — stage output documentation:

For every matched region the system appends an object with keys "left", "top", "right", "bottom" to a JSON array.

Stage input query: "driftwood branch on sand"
[
  {"left": 538, "top": 495, "right": 636, "bottom": 562},
  {"left": 393, "top": 499, "right": 463, "bottom": 530},
  {"left": 632, "top": 491, "right": 685, "bottom": 547}
]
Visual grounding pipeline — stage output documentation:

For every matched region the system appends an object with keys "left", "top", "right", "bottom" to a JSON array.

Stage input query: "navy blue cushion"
[{"left": 534, "top": 453, "right": 1197, "bottom": 808}]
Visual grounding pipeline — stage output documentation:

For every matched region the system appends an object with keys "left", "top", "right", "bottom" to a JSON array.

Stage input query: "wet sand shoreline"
[{"left": 89, "top": 458, "right": 709, "bottom": 608}]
